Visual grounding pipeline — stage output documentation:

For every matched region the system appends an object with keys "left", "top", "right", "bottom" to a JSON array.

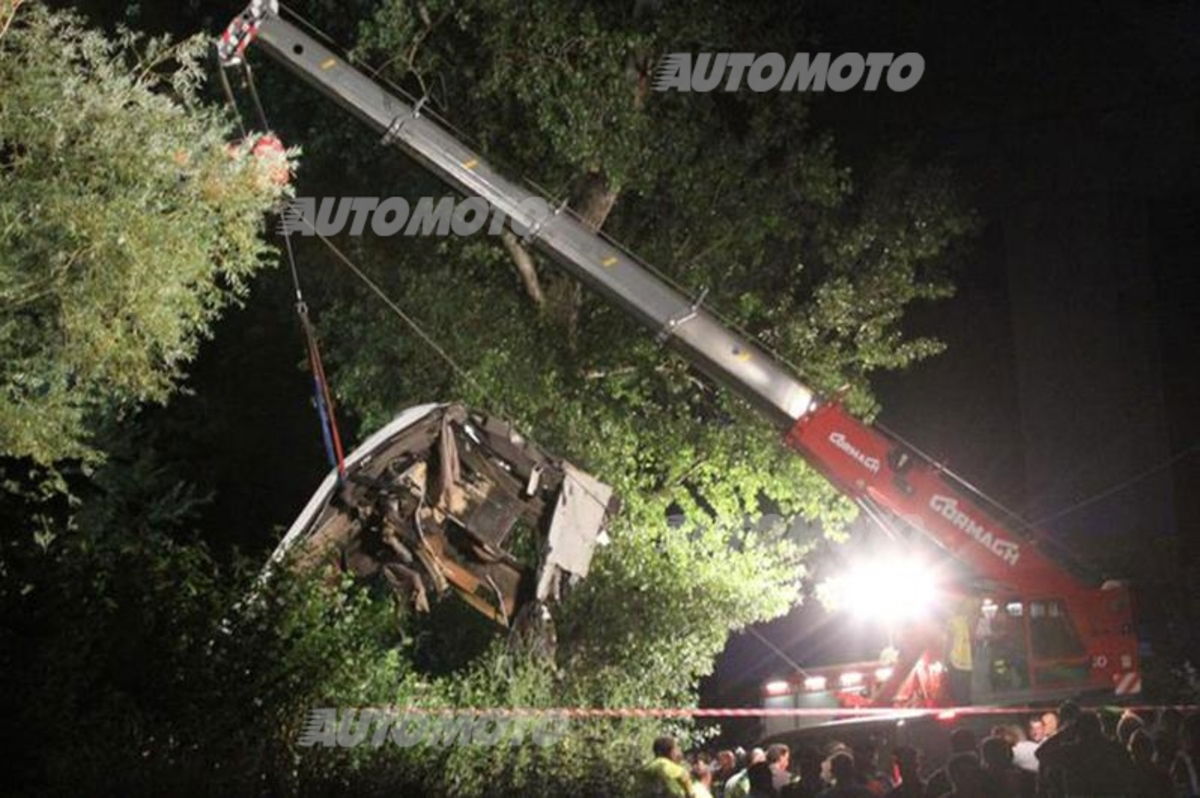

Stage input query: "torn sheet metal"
[
  {"left": 268, "top": 403, "right": 618, "bottom": 628},
  {"left": 536, "top": 464, "right": 612, "bottom": 601}
]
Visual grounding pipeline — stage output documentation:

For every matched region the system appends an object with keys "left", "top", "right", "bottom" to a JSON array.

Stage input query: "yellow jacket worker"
[{"left": 640, "top": 736, "right": 692, "bottom": 797}]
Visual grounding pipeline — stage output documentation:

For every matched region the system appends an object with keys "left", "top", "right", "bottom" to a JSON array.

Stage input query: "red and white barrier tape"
[{"left": 363, "top": 704, "right": 1198, "bottom": 719}]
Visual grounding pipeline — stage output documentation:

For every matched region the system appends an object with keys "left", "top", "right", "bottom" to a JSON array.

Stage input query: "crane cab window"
[
  {"left": 978, "top": 597, "right": 1029, "bottom": 691},
  {"left": 1029, "top": 599, "right": 1085, "bottom": 659}
]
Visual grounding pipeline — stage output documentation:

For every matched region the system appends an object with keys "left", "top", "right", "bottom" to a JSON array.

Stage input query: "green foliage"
[
  {"left": 0, "top": 2, "right": 288, "bottom": 463},
  {"left": 0, "top": 475, "right": 393, "bottom": 794},
  {"left": 0, "top": 447, "right": 664, "bottom": 796}
]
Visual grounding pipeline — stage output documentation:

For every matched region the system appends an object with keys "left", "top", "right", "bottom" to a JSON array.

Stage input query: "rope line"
[
  {"left": 313, "top": 703, "right": 1198, "bottom": 719},
  {"left": 215, "top": 50, "right": 248, "bottom": 140},
  {"left": 300, "top": 222, "right": 495, "bottom": 405},
  {"left": 299, "top": 306, "right": 347, "bottom": 477},
  {"left": 216, "top": 55, "right": 349, "bottom": 478}
]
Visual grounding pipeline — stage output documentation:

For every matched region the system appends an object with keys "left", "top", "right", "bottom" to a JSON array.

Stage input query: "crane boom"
[
  {"left": 220, "top": 4, "right": 815, "bottom": 429},
  {"left": 219, "top": 1, "right": 1139, "bottom": 705}
]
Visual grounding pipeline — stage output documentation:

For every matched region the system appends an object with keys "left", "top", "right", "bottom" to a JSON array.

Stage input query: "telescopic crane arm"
[{"left": 218, "top": 1, "right": 815, "bottom": 429}]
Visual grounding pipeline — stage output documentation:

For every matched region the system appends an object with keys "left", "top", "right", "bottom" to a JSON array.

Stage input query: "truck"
[{"left": 217, "top": 0, "right": 1141, "bottom": 709}]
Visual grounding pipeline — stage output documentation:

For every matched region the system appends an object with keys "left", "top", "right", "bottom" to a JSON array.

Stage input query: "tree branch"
[
  {"left": 0, "top": 0, "right": 25, "bottom": 42},
  {"left": 499, "top": 229, "right": 544, "bottom": 305}
]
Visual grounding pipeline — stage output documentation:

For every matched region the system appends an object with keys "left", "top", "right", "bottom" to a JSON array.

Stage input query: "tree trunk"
[
  {"left": 559, "top": 171, "right": 620, "bottom": 345},
  {"left": 498, "top": 170, "right": 620, "bottom": 336}
]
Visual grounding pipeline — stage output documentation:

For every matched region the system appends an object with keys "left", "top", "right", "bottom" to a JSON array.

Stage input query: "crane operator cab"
[{"left": 959, "top": 589, "right": 1132, "bottom": 704}]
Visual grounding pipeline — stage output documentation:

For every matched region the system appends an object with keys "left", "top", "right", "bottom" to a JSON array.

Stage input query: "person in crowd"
[
  {"left": 641, "top": 735, "right": 693, "bottom": 797},
  {"left": 991, "top": 719, "right": 1037, "bottom": 793},
  {"left": 980, "top": 734, "right": 1029, "bottom": 798},
  {"left": 714, "top": 750, "right": 739, "bottom": 797},
  {"left": 1116, "top": 712, "right": 1144, "bottom": 748},
  {"left": 990, "top": 725, "right": 1017, "bottom": 747},
  {"left": 1040, "top": 712, "right": 1059, "bottom": 739},
  {"left": 928, "top": 728, "right": 979, "bottom": 798},
  {"left": 692, "top": 760, "right": 716, "bottom": 798},
  {"left": 1171, "top": 713, "right": 1200, "bottom": 798},
  {"left": 1035, "top": 709, "right": 1133, "bottom": 797},
  {"left": 1035, "top": 702, "right": 1075, "bottom": 798},
  {"left": 1012, "top": 720, "right": 1041, "bottom": 775},
  {"left": 1058, "top": 701, "right": 1082, "bottom": 729},
  {"left": 748, "top": 761, "right": 779, "bottom": 798},
  {"left": 1011, "top": 731, "right": 1037, "bottom": 798},
  {"left": 1127, "top": 727, "right": 1173, "bottom": 798},
  {"left": 1154, "top": 729, "right": 1179, "bottom": 772},
  {"left": 853, "top": 738, "right": 894, "bottom": 795},
  {"left": 768, "top": 744, "right": 793, "bottom": 792},
  {"left": 822, "top": 743, "right": 853, "bottom": 784},
  {"left": 1098, "top": 710, "right": 1119, "bottom": 741},
  {"left": 819, "top": 752, "right": 875, "bottom": 798},
  {"left": 782, "top": 746, "right": 826, "bottom": 798},
  {"left": 713, "top": 711, "right": 1200, "bottom": 798},
  {"left": 1160, "top": 708, "right": 1185, "bottom": 753},
  {"left": 939, "top": 752, "right": 988, "bottom": 798},
  {"left": 885, "top": 745, "right": 925, "bottom": 798},
  {"left": 727, "top": 748, "right": 767, "bottom": 798}
]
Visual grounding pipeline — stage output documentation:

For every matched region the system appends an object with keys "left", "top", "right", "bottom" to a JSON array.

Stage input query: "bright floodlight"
[{"left": 829, "top": 556, "right": 937, "bottom": 622}]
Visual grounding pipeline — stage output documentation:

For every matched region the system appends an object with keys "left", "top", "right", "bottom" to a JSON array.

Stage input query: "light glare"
[{"left": 828, "top": 556, "right": 938, "bottom": 622}]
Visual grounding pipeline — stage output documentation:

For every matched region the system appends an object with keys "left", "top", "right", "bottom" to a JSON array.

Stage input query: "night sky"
[
  {"left": 706, "top": 0, "right": 1199, "bottom": 706},
  {"left": 75, "top": 0, "right": 1199, "bottom": 710}
]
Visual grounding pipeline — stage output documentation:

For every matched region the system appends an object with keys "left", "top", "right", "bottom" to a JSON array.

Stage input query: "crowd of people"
[{"left": 640, "top": 703, "right": 1200, "bottom": 798}]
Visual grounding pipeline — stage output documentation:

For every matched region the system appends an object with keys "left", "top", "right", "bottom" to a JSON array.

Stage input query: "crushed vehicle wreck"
[{"left": 267, "top": 403, "right": 617, "bottom": 638}]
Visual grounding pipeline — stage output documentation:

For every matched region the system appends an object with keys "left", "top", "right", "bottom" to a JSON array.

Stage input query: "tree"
[{"left": 0, "top": 2, "right": 288, "bottom": 463}]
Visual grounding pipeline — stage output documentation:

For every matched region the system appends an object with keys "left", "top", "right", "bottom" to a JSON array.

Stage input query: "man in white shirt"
[
  {"left": 725, "top": 748, "right": 765, "bottom": 798},
  {"left": 1013, "top": 715, "right": 1044, "bottom": 773}
]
